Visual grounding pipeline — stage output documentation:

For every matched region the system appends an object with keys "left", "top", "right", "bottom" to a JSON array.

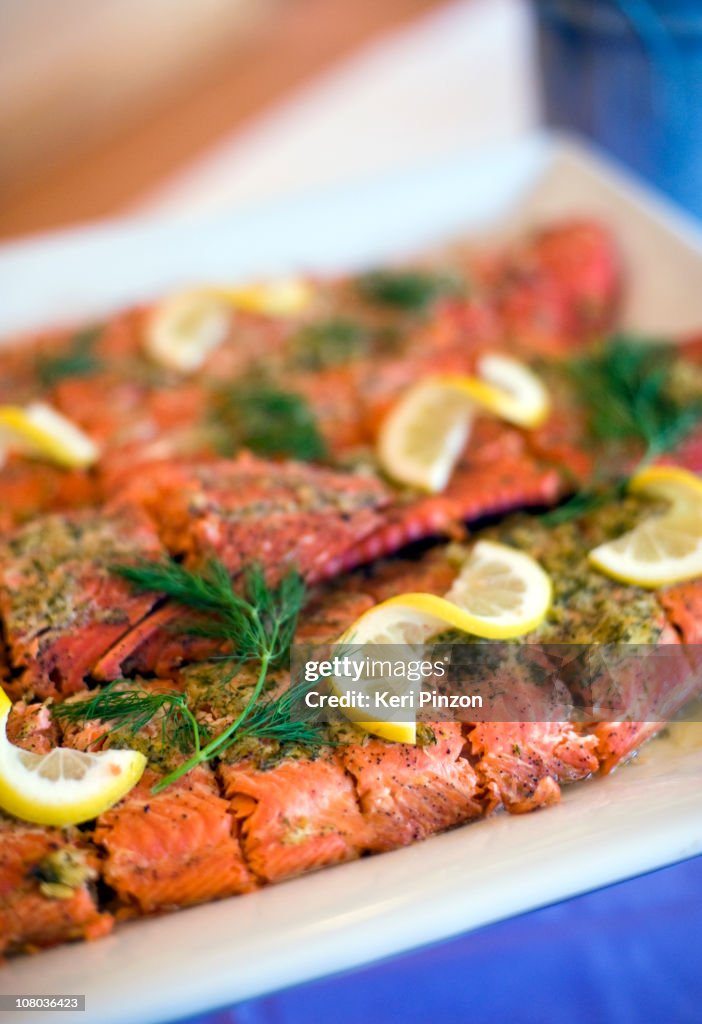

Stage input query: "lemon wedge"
[
  {"left": 0, "top": 688, "right": 146, "bottom": 827},
  {"left": 377, "top": 379, "right": 476, "bottom": 493},
  {"left": 335, "top": 541, "right": 551, "bottom": 743},
  {"left": 589, "top": 466, "right": 702, "bottom": 588},
  {"left": 145, "top": 278, "right": 312, "bottom": 373},
  {"left": 0, "top": 403, "right": 98, "bottom": 469},
  {"left": 377, "top": 355, "right": 550, "bottom": 491}
]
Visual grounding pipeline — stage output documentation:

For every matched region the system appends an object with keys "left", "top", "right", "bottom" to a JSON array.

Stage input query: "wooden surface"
[{"left": 0, "top": 0, "right": 442, "bottom": 241}]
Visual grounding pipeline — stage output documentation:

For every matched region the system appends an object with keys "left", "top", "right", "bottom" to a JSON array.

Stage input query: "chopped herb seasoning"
[
  {"left": 211, "top": 380, "right": 328, "bottom": 462},
  {"left": 290, "top": 318, "right": 369, "bottom": 370}
]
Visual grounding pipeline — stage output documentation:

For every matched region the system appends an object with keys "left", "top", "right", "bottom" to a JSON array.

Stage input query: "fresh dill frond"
[
  {"left": 211, "top": 380, "right": 328, "bottom": 461},
  {"left": 224, "top": 678, "right": 329, "bottom": 754},
  {"left": 539, "top": 481, "right": 627, "bottom": 526},
  {"left": 356, "top": 269, "right": 462, "bottom": 312},
  {"left": 108, "top": 557, "right": 328, "bottom": 791},
  {"left": 113, "top": 560, "right": 306, "bottom": 668},
  {"left": 569, "top": 336, "right": 702, "bottom": 458},
  {"left": 36, "top": 325, "right": 103, "bottom": 387},
  {"left": 544, "top": 337, "right": 702, "bottom": 525},
  {"left": 290, "top": 318, "right": 370, "bottom": 370},
  {"left": 53, "top": 681, "right": 201, "bottom": 754}
]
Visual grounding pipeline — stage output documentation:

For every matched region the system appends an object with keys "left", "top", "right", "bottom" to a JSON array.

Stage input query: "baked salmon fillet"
[
  {"left": 0, "top": 505, "right": 165, "bottom": 701},
  {"left": 0, "top": 216, "right": 701, "bottom": 965}
]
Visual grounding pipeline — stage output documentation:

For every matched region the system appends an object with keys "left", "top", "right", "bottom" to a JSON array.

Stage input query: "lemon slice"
[
  {"left": 145, "top": 279, "right": 312, "bottom": 373},
  {"left": 377, "top": 379, "right": 475, "bottom": 492},
  {"left": 628, "top": 464, "right": 702, "bottom": 512},
  {"left": 0, "top": 403, "right": 98, "bottom": 468},
  {"left": 335, "top": 541, "right": 551, "bottom": 742},
  {"left": 589, "top": 466, "right": 702, "bottom": 588},
  {"left": 443, "top": 540, "right": 553, "bottom": 636},
  {"left": 145, "top": 290, "right": 231, "bottom": 373},
  {"left": 435, "top": 354, "right": 551, "bottom": 430},
  {"left": 378, "top": 355, "right": 549, "bottom": 491},
  {"left": 0, "top": 688, "right": 146, "bottom": 827},
  {"left": 212, "top": 278, "right": 313, "bottom": 316}
]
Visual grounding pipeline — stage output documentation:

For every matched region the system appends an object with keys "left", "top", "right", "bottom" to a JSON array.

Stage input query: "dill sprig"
[
  {"left": 223, "top": 678, "right": 329, "bottom": 754},
  {"left": 290, "top": 318, "right": 370, "bottom": 370},
  {"left": 113, "top": 559, "right": 304, "bottom": 668},
  {"left": 544, "top": 337, "right": 702, "bottom": 525},
  {"left": 357, "top": 269, "right": 461, "bottom": 312},
  {"left": 570, "top": 335, "right": 702, "bottom": 458},
  {"left": 540, "top": 481, "right": 627, "bottom": 527},
  {"left": 36, "top": 325, "right": 103, "bottom": 387},
  {"left": 109, "top": 558, "right": 313, "bottom": 790},
  {"left": 210, "top": 379, "right": 327, "bottom": 462},
  {"left": 54, "top": 681, "right": 201, "bottom": 755}
]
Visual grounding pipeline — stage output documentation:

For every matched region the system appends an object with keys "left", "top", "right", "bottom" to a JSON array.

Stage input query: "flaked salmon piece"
[
  {"left": 94, "top": 766, "right": 255, "bottom": 913},
  {"left": 219, "top": 755, "right": 370, "bottom": 883},
  {"left": 6, "top": 699, "right": 58, "bottom": 755},
  {"left": 592, "top": 601, "right": 702, "bottom": 774},
  {"left": 179, "top": 661, "right": 370, "bottom": 884},
  {"left": 466, "top": 722, "right": 599, "bottom": 813},
  {"left": 113, "top": 452, "right": 390, "bottom": 583},
  {"left": 659, "top": 581, "right": 702, "bottom": 644},
  {"left": 59, "top": 675, "right": 256, "bottom": 911},
  {"left": 0, "top": 505, "right": 164, "bottom": 700},
  {"left": 57, "top": 678, "right": 190, "bottom": 770},
  {"left": 0, "top": 818, "right": 112, "bottom": 959},
  {"left": 340, "top": 723, "right": 487, "bottom": 851},
  {"left": 591, "top": 722, "right": 666, "bottom": 776}
]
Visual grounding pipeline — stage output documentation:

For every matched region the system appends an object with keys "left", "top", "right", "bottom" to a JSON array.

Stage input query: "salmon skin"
[{"left": 91, "top": 453, "right": 391, "bottom": 677}]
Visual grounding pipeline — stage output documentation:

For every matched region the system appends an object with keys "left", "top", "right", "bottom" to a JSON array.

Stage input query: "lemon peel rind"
[{"left": 0, "top": 694, "right": 146, "bottom": 827}]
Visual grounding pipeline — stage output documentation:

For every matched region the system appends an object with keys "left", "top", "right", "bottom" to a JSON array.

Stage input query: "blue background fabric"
[{"left": 181, "top": 854, "right": 702, "bottom": 1024}]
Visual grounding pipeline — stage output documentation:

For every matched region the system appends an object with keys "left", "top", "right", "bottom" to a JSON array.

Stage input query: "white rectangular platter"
[{"left": 0, "top": 133, "right": 701, "bottom": 1024}]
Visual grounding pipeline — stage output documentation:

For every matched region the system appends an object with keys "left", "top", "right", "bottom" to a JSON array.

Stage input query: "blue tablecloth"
[{"left": 181, "top": 854, "right": 701, "bottom": 1024}]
